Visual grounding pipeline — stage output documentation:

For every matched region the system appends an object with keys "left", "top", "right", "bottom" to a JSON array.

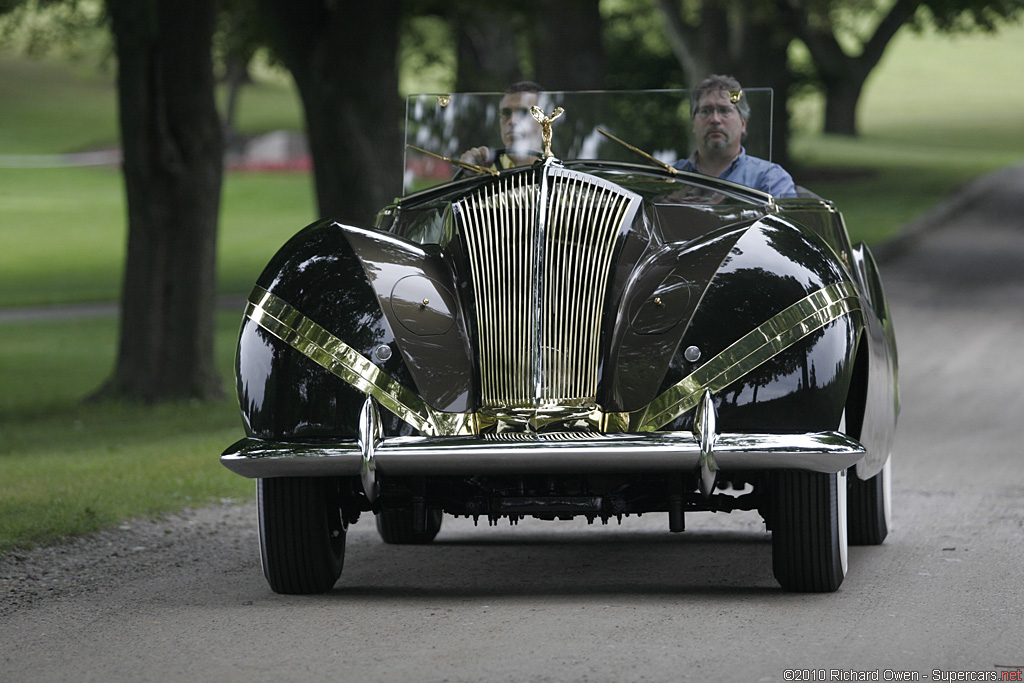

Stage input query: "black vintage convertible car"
[{"left": 221, "top": 89, "right": 898, "bottom": 594}]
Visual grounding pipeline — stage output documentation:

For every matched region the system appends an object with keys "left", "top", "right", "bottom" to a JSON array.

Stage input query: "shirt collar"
[{"left": 690, "top": 146, "right": 747, "bottom": 176}]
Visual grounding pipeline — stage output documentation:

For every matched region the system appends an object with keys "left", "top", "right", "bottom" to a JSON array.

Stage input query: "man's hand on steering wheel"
[{"left": 459, "top": 146, "right": 492, "bottom": 166}]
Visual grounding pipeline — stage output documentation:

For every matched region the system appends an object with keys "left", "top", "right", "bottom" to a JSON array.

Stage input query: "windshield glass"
[{"left": 402, "top": 89, "right": 775, "bottom": 195}]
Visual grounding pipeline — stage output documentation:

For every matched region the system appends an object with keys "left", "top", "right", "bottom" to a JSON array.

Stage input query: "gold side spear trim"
[
  {"left": 729, "top": 90, "right": 742, "bottom": 104},
  {"left": 406, "top": 144, "right": 498, "bottom": 177},
  {"left": 598, "top": 128, "right": 678, "bottom": 175},
  {"left": 530, "top": 105, "right": 564, "bottom": 158},
  {"left": 246, "top": 282, "right": 859, "bottom": 437}
]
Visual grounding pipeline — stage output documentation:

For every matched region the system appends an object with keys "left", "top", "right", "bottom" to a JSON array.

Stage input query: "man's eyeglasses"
[{"left": 695, "top": 105, "right": 738, "bottom": 120}]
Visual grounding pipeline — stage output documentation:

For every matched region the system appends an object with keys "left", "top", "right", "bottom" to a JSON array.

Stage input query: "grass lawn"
[
  {"left": 0, "top": 167, "right": 315, "bottom": 307},
  {"left": 0, "top": 312, "right": 253, "bottom": 553},
  {"left": 0, "top": 57, "right": 309, "bottom": 552},
  {"left": 0, "top": 55, "right": 313, "bottom": 307},
  {"left": 0, "top": 23, "right": 1022, "bottom": 554}
]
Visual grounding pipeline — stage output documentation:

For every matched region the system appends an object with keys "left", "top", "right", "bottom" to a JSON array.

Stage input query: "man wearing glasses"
[{"left": 674, "top": 74, "right": 797, "bottom": 198}]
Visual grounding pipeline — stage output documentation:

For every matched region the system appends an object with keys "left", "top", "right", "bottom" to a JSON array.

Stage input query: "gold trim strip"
[
  {"left": 603, "top": 281, "right": 862, "bottom": 432},
  {"left": 245, "top": 287, "right": 478, "bottom": 436},
  {"left": 245, "top": 281, "right": 860, "bottom": 438}
]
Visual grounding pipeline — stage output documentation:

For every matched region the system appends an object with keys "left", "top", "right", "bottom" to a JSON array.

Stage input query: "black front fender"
[
  {"left": 654, "top": 217, "right": 862, "bottom": 433},
  {"left": 236, "top": 220, "right": 416, "bottom": 439}
]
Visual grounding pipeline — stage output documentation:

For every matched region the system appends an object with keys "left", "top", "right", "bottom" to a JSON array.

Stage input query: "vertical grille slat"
[{"left": 454, "top": 166, "right": 639, "bottom": 411}]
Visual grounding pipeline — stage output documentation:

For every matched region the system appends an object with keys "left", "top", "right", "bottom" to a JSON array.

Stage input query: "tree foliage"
[
  {"left": 655, "top": 0, "right": 1023, "bottom": 141},
  {"left": 777, "top": 0, "right": 1024, "bottom": 135},
  {"left": 525, "top": 0, "right": 607, "bottom": 90},
  {"left": 0, "top": 0, "right": 106, "bottom": 59},
  {"left": 603, "top": 0, "right": 684, "bottom": 90}
]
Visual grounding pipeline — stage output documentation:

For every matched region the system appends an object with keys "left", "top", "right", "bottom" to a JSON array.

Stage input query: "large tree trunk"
[
  {"left": 452, "top": 5, "right": 523, "bottom": 91},
  {"left": 655, "top": 0, "right": 715, "bottom": 82},
  {"left": 822, "top": 77, "right": 866, "bottom": 136},
  {"left": 730, "top": 21, "right": 795, "bottom": 169},
  {"left": 530, "top": 0, "right": 606, "bottom": 90},
  {"left": 775, "top": 0, "right": 920, "bottom": 137},
  {"left": 257, "top": 0, "right": 403, "bottom": 226},
  {"left": 96, "top": 0, "right": 224, "bottom": 402}
]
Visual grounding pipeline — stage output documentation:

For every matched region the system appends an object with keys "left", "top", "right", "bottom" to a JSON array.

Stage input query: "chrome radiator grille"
[{"left": 454, "top": 166, "right": 640, "bottom": 409}]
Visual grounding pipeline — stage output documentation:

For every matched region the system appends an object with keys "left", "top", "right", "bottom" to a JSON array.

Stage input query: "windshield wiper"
[
  {"left": 597, "top": 128, "right": 678, "bottom": 176},
  {"left": 406, "top": 144, "right": 499, "bottom": 177}
]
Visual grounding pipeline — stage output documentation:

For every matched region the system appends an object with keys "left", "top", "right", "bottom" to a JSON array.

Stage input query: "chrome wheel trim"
[
  {"left": 836, "top": 410, "right": 848, "bottom": 576},
  {"left": 837, "top": 468, "right": 848, "bottom": 576},
  {"left": 882, "top": 454, "right": 892, "bottom": 533}
]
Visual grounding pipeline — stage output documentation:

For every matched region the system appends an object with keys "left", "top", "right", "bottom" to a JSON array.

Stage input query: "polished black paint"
[
  {"left": 850, "top": 243, "right": 899, "bottom": 478},
  {"left": 659, "top": 216, "right": 860, "bottom": 434},
  {"left": 236, "top": 162, "right": 893, "bottom": 473},
  {"left": 237, "top": 220, "right": 417, "bottom": 439},
  {"left": 601, "top": 221, "right": 749, "bottom": 411},
  {"left": 344, "top": 229, "right": 475, "bottom": 412}
]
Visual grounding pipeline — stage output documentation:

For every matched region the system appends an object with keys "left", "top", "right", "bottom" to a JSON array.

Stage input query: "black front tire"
[
  {"left": 258, "top": 477, "right": 347, "bottom": 594},
  {"left": 375, "top": 507, "right": 443, "bottom": 545},
  {"left": 848, "top": 456, "right": 891, "bottom": 545},
  {"left": 769, "top": 470, "right": 848, "bottom": 593}
]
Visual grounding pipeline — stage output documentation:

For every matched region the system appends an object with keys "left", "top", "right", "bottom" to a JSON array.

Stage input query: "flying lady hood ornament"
[{"left": 530, "top": 105, "right": 564, "bottom": 158}]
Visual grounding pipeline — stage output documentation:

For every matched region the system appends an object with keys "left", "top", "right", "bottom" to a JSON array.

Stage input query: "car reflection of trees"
[
  {"left": 660, "top": 220, "right": 851, "bottom": 434},
  {"left": 240, "top": 226, "right": 411, "bottom": 440},
  {"left": 700, "top": 265, "right": 827, "bottom": 417}
]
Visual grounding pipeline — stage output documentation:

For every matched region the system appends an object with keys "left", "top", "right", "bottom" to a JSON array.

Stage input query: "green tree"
[
  {"left": 412, "top": 0, "right": 608, "bottom": 92},
  {"left": 777, "top": 0, "right": 1024, "bottom": 136},
  {"left": 448, "top": 2, "right": 525, "bottom": 90},
  {"left": 0, "top": 0, "right": 103, "bottom": 58},
  {"left": 603, "top": 0, "right": 684, "bottom": 90},
  {"left": 2, "top": 0, "right": 231, "bottom": 402},
  {"left": 655, "top": 0, "right": 1024, "bottom": 150},
  {"left": 526, "top": 0, "right": 607, "bottom": 90},
  {"left": 217, "top": 0, "right": 263, "bottom": 151}
]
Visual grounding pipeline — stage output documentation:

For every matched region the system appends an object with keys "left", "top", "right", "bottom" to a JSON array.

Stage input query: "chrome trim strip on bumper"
[
  {"left": 694, "top": 389, "right": 718, "bottom": 497},
  {"left": 357, "top": 396, "right": 382, "bottom": 502},
  {"left": 221, "top": 430, "right": 865, "bottom": 479}
]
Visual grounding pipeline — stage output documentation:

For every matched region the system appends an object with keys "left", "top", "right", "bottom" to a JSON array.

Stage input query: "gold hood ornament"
[{"left": 530, "top": 105, "right": 564, "bottom": 158}]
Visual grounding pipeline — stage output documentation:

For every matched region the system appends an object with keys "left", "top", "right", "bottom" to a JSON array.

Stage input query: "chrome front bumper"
[
  {"left": 222, "top": 393, "right": 865, "bottom": 501},
  {"left": 221, "top": 429, "right": 864, "bottom": 478}
]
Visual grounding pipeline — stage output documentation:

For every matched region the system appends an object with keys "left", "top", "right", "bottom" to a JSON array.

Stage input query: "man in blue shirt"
[{"left": 673, "top": 75, "right": 797, "bottom": 198}]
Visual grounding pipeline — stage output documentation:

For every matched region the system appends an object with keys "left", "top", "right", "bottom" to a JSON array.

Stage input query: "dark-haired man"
[{"left": 459, "top": 81, "right": 545, "bottom": 170}]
